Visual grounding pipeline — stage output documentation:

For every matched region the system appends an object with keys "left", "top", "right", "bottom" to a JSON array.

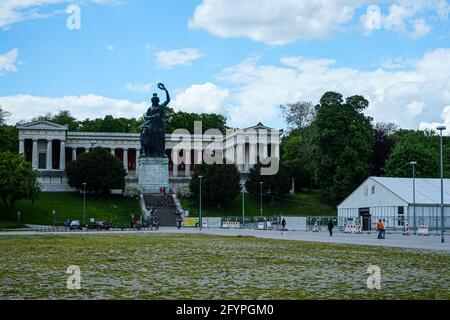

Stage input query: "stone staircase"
[{"left": 142, "top": 193, "right": 178, "bottom": 227}]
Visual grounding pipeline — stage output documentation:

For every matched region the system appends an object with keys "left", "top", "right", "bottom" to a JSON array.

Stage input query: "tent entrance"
[{"left": 359, "top": 208, "right": 371, "bottom": 231}]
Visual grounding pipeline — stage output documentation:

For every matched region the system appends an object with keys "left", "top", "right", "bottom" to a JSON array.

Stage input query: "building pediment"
[{"left": 17, "top": 121, "right": 68, "bottom": 131}]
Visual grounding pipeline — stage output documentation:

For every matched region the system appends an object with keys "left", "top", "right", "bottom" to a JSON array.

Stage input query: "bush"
[
  {"left": 123, "top": 185, "right": 141, "bottom": 199},
  {"left": 176, "top": 184, "right": 191, "bottom": 198}
]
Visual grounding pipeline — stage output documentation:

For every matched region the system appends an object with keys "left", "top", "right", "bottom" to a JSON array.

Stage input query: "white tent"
[{"left": 337, "top": 177, "right": 450, "bottom": 230}]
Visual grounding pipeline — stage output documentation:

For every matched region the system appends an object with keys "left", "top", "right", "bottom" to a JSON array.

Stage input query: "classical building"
[{"left": 17, "top": 121, "right": 281, "bottom": 192}]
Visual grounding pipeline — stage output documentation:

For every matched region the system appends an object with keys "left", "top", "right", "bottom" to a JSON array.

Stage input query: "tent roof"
[{"left": 372, "top": 177, "right": 450, "bottom": 205}]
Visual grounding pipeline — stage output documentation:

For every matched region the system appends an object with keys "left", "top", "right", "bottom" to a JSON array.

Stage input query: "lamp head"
[
  {"left": 436, "top": 125, "right": 446, "bottom": 131},
  {"left": 410, "top": 161, "right": 417, "bottom": 165}
]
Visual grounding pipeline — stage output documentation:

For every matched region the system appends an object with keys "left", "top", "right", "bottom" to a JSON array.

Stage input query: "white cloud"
[
  {"left": 361, "top": 0, "right": 448, "bottom": 38},
  {"left": 106, "top": 44, "right": 114, "bottom": 51},
  {"left": 420, "top": 106, "right": 450, "bottom": 131},
  {"left": 410, "top": 18, "right": 431, "bottom": 39},
  {"left": 0, "top": 94, "right": 147, "bottom": 124},
  {"left": 0, "top": 0, "right": 120, "bottom": 29},
  {"left": 154, "top": 48, "right": 202, "bottom": 69},
  {"left": 406, "top": 101, "right": 426, "bottom": 116},
  {"left": 189, "top": 0, "right": 367, "bottom": 45},
  {"left": 218, "top": 48, "right": 450, "bottom": 129},
  {"left": 124, "top": 83, "right": 153, "bottom": 93},
  {"left": 0, "top": 48, "right": 19, "bottom": 76},
  {"left": 173, "top": 82, "right": 229, "bottom": 114}
]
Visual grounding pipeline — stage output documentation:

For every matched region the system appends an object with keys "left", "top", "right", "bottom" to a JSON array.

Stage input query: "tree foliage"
[
  {"left": 164, "top": 107, "right": 228, "bottom": 134},
  {"left": 31, "top": 108, "right": 228, "bottom": 134},
  {"left": 66, "top": 148, "right": 126, "bottom": 195},
  {"left": 0, "top": 152, "right": 40, "bottom": 216},
  {"left": 189, "top": 163, "right": 241, "bottom": 208},
  {"left": 0, "top": 106, "right": 12, "bottom": 125},
  {"left": 0, "top": 125, "right": 18, "bottom": 153},
  {"left": 281, "top": 127, "right": 314, "bottom": 191},
  {"left": 280, "top": 101, "right": 315, "bottom": 131},
  {"left": 384, "top": 129, "right": 442, "bottom": 178},
  {"left": 311, "top": 92, "right": 374, "bottom": 204},
  {"left": 371, "top": 122, "right": 398, "bottom": 176},
  {"left": 245, "top": 163, "right": 291, "bottom": 200}
]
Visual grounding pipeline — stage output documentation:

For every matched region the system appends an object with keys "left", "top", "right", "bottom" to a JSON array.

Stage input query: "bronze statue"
[{"left": 140, "top": 83, "right": 170, "bottom": 157}]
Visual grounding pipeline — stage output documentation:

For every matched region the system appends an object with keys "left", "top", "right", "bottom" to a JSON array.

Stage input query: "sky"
[{"left": 0, "top": 0, "right": 450, "bottom": 131}]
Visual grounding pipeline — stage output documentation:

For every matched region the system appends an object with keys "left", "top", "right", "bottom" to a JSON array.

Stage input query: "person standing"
[
  {"left": 281, "top": 218, "right": 287, "bottom": 235},
  {"left": 328, "top": 219, "right": 334, "bottom": 236},
  {"left": 377, "top": 219, "right": 384, "bottom": 239}
]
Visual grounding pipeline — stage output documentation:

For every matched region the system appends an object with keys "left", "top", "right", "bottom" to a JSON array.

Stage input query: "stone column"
[
  {"left": 237, "top": 144, "right": 245, "bottom": 173},
  {"left": 60, "top": 140, "right": 66, "bottom": 170},
  {"left": 32, "top": 140, "right": 38, "bottom": 169},
  {"left": 123, "top": 149, "right": 128, "bottom": 173},
  {"left": 19, "top": 139, "right": 25, "bottom": 155},
  {"left": 72, "top": 148, "right": 77, "bottom": 162},
  {"left": 46, "top": 140, "right": 53, "bottom": 170},
  {"left": 185, "top": 149, "right": 191, "bottom": 177}
]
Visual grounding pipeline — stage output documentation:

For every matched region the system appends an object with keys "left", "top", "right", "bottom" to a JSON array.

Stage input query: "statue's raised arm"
[{"left": 158, "top": 83, "right": 170, "bottom": 108}]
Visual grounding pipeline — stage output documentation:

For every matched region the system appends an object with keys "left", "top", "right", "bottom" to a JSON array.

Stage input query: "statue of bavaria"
[{"left": 140, "top": 83, "right": 170, "bottom": 157}]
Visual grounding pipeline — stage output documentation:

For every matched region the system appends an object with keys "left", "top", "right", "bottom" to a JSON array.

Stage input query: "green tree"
[
  {"left": 66, "top": 148, "right": 126, "bottom": 195},
  {"left": 371, "top": 122, "right": 398, "bottom": 176},
  {"left": 0, "top": 125, "right": 18, "bottom": 153},
  {"left": 0, "top": 106, "right": 12, "bottom": 125},
  {"left": 384, "top": 129, "right": 440, "bottom": 178},
  {"left": 0, "top": 152, "right": 40, "bottom": 217},
  {"left": 33, "top": 110, "right": 79, "bottom": 131},
  {"left": 164, "top": 107, "right": 228, "bottom": 134},
  {"left": 190, "top": 163, "right": 241, "bottom": 208},
  {"left": 280, "top": 101, "right": 315, "bottom": 130},
  {"left": 245, "top": 163, "right": 291, "bottom": 202},
  {"left": 312, "top": 92, "right": 374, "bottom": 204},
  {"left": 281, "top": 127, "right": 314, "bottom": 191}
]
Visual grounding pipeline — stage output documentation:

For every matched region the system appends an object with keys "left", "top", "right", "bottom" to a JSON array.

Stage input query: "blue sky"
[{"left": 1, "top": 0, "right": 450, "bottom": 131}]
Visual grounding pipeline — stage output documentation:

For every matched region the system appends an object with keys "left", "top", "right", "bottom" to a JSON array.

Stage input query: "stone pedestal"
[{"left": 138, "top": 156, "right": 169, "bottom": 193}]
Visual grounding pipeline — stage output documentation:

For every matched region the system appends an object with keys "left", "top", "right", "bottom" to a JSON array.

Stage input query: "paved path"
[{"left": 1, "top": 227, "right": 449, "bottom": 252}]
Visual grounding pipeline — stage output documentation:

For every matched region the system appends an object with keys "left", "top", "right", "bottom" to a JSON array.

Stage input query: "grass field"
[
  {"left": 0, "top": 193, "right": 140, "bottom": 228},
  {"left": 0, "top": 233, "right": 448, "bottom": 300},
  {"left": 180, "top": 190, "right": 336, "bottom": 217}
]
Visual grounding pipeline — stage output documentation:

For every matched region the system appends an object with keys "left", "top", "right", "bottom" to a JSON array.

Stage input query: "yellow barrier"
[{"left": 184, "top": 217, "right": 199, "bottom": 227}]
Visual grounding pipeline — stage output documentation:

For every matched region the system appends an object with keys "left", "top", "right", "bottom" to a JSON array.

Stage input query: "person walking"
[
  {"left": 281, "top": 217, "right": 287, "bottom": 235},
  {"left": 377, "top": 219, "right": 384, "bottom": 239},
  {"left": 382, "top": 219, "right": 387, "bottom": 239},
  {"left": 328, "top": 219, "right": 334, "bottom": 236}
]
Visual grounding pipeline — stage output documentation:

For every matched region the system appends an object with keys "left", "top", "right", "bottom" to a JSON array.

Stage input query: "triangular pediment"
[
  {"left": 17, "top": 121, "right": 68, "bottom": 131},
  {"left": 243, "top": 122, "right": 278, "bottom": 132}
]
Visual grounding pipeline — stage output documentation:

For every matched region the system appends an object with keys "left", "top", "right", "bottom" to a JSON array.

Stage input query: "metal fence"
[
  {"left": 34, "top": 226, "right": 159, "bottom": 233},
  {"left": 338, "top": 216, "right": 448, "bottom": 234}
]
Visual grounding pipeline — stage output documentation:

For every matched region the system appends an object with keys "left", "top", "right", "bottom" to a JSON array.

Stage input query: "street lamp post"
[
  {"left": 242, "top": 185, "right": 245, "bottom": 228},
  {"left": 437, "top": 126, "right": 446, "bottom": 243},
  {"left": 260, "top": 181, "right": 263, "bottom": 217},
  {"left": 82, "top": 182, "right": 87, "bottom": 227},
  {"left": 198, "top": 175, "right": 203, "bottom": 230},
  {"left": 410, "top": 161, "right": 417, "bottom": 235}
]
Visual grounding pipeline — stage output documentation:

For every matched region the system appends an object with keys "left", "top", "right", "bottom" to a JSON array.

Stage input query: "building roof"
[
  {"left": 16, "top": 120, "right": 68, "bottom": 131},
  {"left": 372, "top": 177, "right": 450, "bottom": 205}
]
